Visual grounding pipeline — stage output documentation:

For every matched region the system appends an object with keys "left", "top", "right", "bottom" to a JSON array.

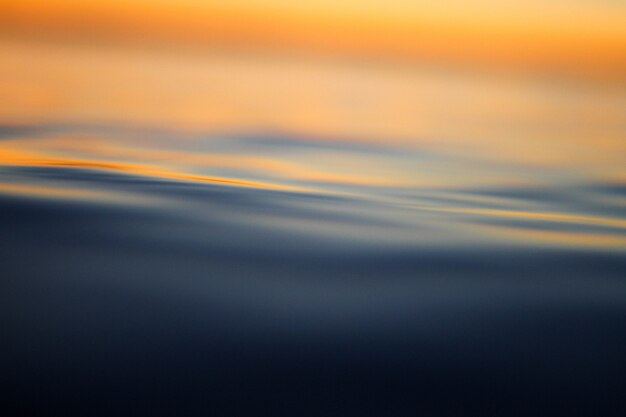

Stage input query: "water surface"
[{"left": 2, "top": 40, "right": 626, "bottom": 416}]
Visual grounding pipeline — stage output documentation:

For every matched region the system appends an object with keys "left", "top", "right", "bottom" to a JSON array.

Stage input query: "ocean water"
[{"left": 2, "top": 41, "right": 626, "bottom": 416}]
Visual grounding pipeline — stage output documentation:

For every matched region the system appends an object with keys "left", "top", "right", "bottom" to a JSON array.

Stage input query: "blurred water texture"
[{"left": 1, "top": 20, "right": 626, "bottom": 417}]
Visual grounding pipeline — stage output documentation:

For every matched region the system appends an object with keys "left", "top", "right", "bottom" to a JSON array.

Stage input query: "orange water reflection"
[
  {"left": 1, "top": 39, "right": 625, "bottom": 178},
  {"left": 2, "top": 126, "right": 625, "bottom": 251},
  {"left": 0, "top": 6, "right": 625, "bottom": 252}
]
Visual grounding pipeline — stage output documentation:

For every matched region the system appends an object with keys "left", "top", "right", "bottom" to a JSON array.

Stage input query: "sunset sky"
[{"left": 1, "top": 0, "right": 625, "bottom": 80}]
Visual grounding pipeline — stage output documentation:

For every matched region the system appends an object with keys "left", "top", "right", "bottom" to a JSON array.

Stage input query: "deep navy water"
[{"left": 2, "top": 121, "right": 626, "bottom": 416}]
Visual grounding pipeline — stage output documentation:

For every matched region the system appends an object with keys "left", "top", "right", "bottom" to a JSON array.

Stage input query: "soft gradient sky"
[{"left": 1, "top": 0, "right": 625, "bottom": 80}]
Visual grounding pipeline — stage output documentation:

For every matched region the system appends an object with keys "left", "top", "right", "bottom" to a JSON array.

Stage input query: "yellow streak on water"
[
  {"left": 477, "top": 224, "right": 626, "bottom": 250},
  {"left": 438, "top": 207, "right": 626, "bottom": 232},
  {"left": 0, "top": 145, "right": 306, "bottom": 193}
]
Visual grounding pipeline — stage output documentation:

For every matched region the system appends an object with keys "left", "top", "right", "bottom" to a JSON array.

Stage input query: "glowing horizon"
[{"left": 1, "top": 0, "right": 625, "bottom": 80}]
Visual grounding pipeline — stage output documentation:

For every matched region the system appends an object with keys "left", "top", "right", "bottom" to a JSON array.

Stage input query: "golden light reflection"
[
  {"left": 1, "top": 39, "right": 625, "bottom": 185},
  {"left": 2, "top": 130, "right": 625, "bottom": 250},
  {"left": 478, "top": 224, "right": 626, "bottom": 250},
  {"left": 0, "top": 181, "right": 158, "bottom": 204},
  {"left": 0, "top": 1, "right": 625, "bottom": 251},
  {"left": 438, "top": 206, "right": 626, "bottom": 233},
  {"left": 0, "top": 135, "right": 416, "bottom": 190},
  {"left": 0, "top": 141, "right": 305, "bottom": 192}
]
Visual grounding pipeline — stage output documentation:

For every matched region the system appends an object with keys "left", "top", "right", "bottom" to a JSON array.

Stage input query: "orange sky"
[{"left": 1, "top": 0, "right": 625, "bottom": 80}]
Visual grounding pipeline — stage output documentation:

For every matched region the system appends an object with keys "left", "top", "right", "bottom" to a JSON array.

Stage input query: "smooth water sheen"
[{"left": 2, "top": 41, "right": 626, "bottom": 416}]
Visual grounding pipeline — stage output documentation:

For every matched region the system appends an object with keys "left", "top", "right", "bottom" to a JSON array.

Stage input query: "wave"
[{"left": 2, "top": 124, "right": 626, "bottom": 416}]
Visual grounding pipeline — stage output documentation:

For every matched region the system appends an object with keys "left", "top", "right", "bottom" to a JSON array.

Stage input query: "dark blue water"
[{"left": 1, "top": 120, "right": 626, "bottom": 416}]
